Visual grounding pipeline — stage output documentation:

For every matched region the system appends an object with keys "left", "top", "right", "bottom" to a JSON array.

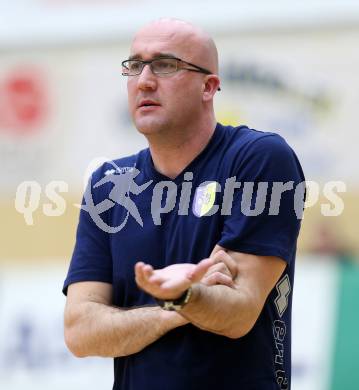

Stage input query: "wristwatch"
[{"left": 156, "top": 287, "right": 193, "bottom": 311}]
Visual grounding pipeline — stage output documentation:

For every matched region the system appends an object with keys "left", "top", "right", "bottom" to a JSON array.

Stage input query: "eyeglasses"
[{"left": 122, "top": 56, "right": 221, "bottom": 90}]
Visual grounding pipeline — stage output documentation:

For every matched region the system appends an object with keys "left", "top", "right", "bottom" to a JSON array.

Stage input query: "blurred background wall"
[{"left": 0, "top": 1, "right": 358, "bottom": 389}]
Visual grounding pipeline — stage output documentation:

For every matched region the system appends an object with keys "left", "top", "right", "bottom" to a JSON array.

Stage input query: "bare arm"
[
  {"left": 63, "top": 255, "right": 232, "bottom": 359},
  {"left": 180, "top": 250, "right": 286, "bottom": 338},
  {"left": 64, "top": 281, "right": 188, "bottom": 358},
  {"left": 135, "top": 246, "right": 286, "bottom": 339}
]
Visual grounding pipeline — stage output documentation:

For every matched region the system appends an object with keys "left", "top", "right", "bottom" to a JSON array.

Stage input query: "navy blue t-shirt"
[{"left": 63, "top": 123, "right": 305, "bottom": 390}]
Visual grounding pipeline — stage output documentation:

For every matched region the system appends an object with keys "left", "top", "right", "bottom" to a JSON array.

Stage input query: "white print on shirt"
[
  {"left": 273, "top": 320, "right": 289, "bottom": 390},
  {"left": 272, "top": 273, "right": 291, "bottom": 390},
  {"left": 275, "top": 370, "right": 289, "bottom": 390}
]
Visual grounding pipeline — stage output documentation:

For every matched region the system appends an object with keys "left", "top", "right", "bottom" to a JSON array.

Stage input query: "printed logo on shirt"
[
  {"left": 192, "top": 181, "right": 218, "bottom": 217},
  {"left": 274, "top": 274, "right": 291, "bottom": 317},
  {"left": 272, "top": 274, "right": 291, "bottom": 390}
]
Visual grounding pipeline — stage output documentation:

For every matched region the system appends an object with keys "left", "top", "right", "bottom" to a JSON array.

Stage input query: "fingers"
[
  {"left": 200, "top": 248, "right": 239, "bottom": 288},
  {"left": 135, "top": 262, "right": 158, "bottom": 291},
  {"left": 143, "top": 264, "right": 153, "bottom": 278},
  {"left": 211, "top": 250, "right": 238, "bottom": 279},
  {"left": 135, "top": 256, "right": 237, "bottom": 299},
  {"left": 209, "top": 244, "right": 226, "bottom": 258},
  {"left": 205, "top": 262, "right": 232, "bottom": 278},
  {"left": 186, "top": 258, "right": 214, "bottom": 282},
  {"left": 202, "top": 272, "right": 235, "bottom": 288},
  {"left": 135, "top": 261, "right": 192, "bottom": 299},
  {"left": 135, "top": 262, "right": 153, "bottom": 279}
]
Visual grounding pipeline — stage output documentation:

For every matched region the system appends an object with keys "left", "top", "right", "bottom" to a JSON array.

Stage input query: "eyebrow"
[{"left": 127, "top": 52, "right": 178, "bottom": 61}]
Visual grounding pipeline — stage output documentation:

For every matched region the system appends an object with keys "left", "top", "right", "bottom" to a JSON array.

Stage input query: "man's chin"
[{"left": 134, "top": 119, "right": 165, "bottom": 135}]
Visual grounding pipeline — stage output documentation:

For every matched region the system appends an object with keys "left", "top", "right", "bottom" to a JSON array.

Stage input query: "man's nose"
[{"left": 137, "top": 64, "right": 157, "bottom": 91}]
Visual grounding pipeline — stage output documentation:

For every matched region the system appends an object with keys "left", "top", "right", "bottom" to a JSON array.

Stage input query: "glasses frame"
[{"left": 121, "top": 56, "right": 221, "bottom": 91}]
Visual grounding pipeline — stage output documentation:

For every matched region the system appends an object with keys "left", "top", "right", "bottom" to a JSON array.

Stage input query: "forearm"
[
  {"left": 179, "top": 284, "right": 258, "bottom": 339},
  {"left": 134, "top": 250, "right": 284, "bottom": 339},
  {"left": 64, "top": 301, "right": 187, "bottom": 358}
]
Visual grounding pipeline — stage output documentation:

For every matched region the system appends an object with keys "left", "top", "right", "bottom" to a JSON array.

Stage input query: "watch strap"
[{"left": 156, "top": 287, "right": 193, "bottom": 311}]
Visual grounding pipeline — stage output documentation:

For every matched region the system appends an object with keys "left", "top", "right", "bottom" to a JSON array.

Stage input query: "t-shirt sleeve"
[
  {"left": 62, "top": 166, "right": 113, "bottom": 295},
  {"left": 218, "top": 134, "right": 305, "bottom": 264}
]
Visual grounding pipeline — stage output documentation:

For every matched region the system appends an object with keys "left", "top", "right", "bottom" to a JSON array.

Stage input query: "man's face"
[{"left": 127, "top": 27, "right": 205, "bottom": 136}]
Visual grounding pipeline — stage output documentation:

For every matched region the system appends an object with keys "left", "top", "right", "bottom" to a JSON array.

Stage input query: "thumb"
[{"left": 186, "top": 258, "right": 214, "bottom": 282}]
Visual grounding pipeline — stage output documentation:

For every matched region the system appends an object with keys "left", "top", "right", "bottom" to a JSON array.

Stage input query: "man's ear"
[{"left": 202, "top": 75, "right": 221, "bottom": 102}]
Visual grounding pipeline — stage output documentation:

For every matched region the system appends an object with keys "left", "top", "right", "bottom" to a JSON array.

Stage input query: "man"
[{"left": 63, "top": 18, "right": 305, "bottom": 390}]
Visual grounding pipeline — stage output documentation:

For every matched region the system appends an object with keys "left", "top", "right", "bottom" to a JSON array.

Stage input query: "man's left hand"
[{"left": 135, "top": 259, "right": 214, "bottom": 300}]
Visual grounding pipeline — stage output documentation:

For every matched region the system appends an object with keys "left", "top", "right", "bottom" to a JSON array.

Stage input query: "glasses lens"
[
  {"left": 123, "top": 60, "right": 143, "bottom": 75},
  {"left": 152, "top": 58, "right": 178, "bottom": 74}
]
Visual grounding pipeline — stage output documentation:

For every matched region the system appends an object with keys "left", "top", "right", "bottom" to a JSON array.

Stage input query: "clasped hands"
[{"left": 135, "top": 247, "right": 238, "bottom": 301}]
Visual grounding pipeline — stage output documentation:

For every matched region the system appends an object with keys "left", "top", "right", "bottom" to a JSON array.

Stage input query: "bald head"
[
  {"left": 131, "top": 18, "right": 219, "bottom": 74},
  {"left": 127, "top": 18, "right": 220, "bottom": 138}
]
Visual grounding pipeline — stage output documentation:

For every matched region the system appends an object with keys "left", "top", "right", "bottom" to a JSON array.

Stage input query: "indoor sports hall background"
[{"left": 1, "top": 1, "right": 359, "bottom": 389}]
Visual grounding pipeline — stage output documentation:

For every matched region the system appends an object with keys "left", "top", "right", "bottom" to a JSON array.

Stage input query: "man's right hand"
[{"left": 201, "top": 246, "right": 238, "bottom": 288}]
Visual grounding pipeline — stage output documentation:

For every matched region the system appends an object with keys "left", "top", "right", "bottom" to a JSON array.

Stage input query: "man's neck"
[{"left": 147, "top": 119, "right": 217, "bottom": 179}]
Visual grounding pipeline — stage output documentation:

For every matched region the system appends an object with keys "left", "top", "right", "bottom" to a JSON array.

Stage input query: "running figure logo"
[{"left": 82, "top": 165, "right": 152, "bottom": 233}]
